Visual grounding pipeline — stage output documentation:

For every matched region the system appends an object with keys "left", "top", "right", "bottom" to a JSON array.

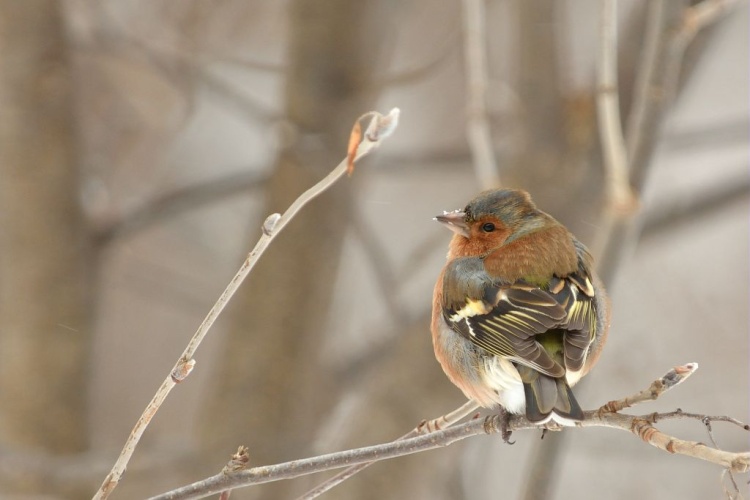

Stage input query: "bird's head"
[{"left": 435, "top": 189, "right": 551, "bottom": 258}]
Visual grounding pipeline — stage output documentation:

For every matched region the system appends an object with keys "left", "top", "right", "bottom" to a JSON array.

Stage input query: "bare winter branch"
[
  {"left": 597, "top": 362, "right": 698, "bottom": 413},
  {"left": 592, "top": 0, "right": 638, "bottom": 259},
  {"left": 297, "top": 400, "right": 480, "bottom": 500},
  {"left": 462, "top": 0, "right": 501, "bottom": 189},
  {"left": 149, "top": 364, "right": 750, "bottom": 500},
  {"left": 92, "top": 108, "right": 401, "bottom": 500}
]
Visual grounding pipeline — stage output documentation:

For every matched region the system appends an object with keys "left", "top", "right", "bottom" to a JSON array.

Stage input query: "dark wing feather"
[
  {"left": 468, "top": 287, "right": 568, "bottom": 377},
  {"left": 441, "top": 258, "right": 568, "bottom": 378},
  {"left": 442, "top": 247, "right": 602, "bottom": 378},
  {"left": 555, "top": 240, "right": 600, "bottom": 372}
]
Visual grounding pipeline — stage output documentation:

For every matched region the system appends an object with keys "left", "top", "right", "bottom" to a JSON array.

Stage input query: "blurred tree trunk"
[
  {"left": 0, "top": 0, "right": 91, "bottom": 466},
  {"left": 198, "top": 1, "right": 397, "bottom": 495},
  {"left": 506, "top": 0, "right": 604, "bottom": 241}
]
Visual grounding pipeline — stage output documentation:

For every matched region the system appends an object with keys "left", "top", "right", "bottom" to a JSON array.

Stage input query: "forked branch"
[
  {"left": 149, "top": 363, "right": 750, "bottom": 500},
  {"left": 92, "top": 108, "right": 401, "bottom": 500}
]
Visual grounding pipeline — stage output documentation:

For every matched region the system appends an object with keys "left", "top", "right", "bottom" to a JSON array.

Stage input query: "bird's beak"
[{"left": 434, "top": 210, "right": 469, "bottom": 238}]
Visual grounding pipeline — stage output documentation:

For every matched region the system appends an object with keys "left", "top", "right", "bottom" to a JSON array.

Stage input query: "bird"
[{"left": 431, "top": 188, "right": 609, "bottom": 432}]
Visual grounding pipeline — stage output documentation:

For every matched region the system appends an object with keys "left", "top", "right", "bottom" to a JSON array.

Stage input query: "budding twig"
[{"left": 92, "top": 109, "right": 401, "bottom": 500}]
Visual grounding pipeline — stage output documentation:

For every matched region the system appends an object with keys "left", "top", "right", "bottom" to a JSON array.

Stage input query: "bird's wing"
[
  {"left": 551, "top": 240, "right": 600, "bottom": 373},
  {"left": 441, "top": 257, "right": 568, "bottom": 378}
]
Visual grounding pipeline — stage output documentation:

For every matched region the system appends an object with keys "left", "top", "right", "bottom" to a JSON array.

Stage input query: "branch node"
[
  {"left": 730, "top": 457, "right": 750, "bottom": 474},
  {"left": 223, "top": 446, "right": 251, "bottom": 474},
  {"left": 95, "top": 108, "right": 400, "bottom": 500},
  {"left": 597, "top": 401, "right": 618, "bottom": 415},
  {"left": 632, "top": 418, "right": 659, "bottom": 444},
  {"left": 483, "top": 415, "right": 497, "bottom": 435},
  {"left": 649, "top": 381, "right": 663, "bottom": 398},
  {"left": 151, "top": 365, "right": 750, "bottom": 499},
  {"left": 171, "top": 358, "right": 196, "bottom": 383},
  {"left": 666, "top": 440, "right": 677, "bottom": 454},
  {"left": 262, "top": 213, "right": 281, "bottom": 236}
]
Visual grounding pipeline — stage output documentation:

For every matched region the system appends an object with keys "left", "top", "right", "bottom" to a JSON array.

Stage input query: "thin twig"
[
  {"left": 702, "top": 416, "right": 743, "bottom": 499},
  {"left": 592, "top": 0, "right": 638, "bottom": 259},
  {"left": 721, "top": 468, "right": 743, "bottom": 500},
  {"left": 597, "top": 362, "right": 698, "bottom": 414},
  {"left": 149, "top": 363, "right": 750, "bottom": 500},
  {"left": 626, "top": 0, "right": 738, "bottom": 191},
  {"left": 597, "top": 0, "right": 631, "bottom": 203},
  {"left": 595, "top": 0, "right": 738, "bottom": 286},
  {"left": 642, "top": 410, "right": 750, "bottom": 431},
  {"left": 657, "top": 0, "right": 740, "bottom": 115},
  {"left": 92, "top": 108, "right": 401, "bottom": 500},
  {"left": 296, "top": 401, "right": 480, "bottom": 500},
  {"left": 462, "top": 0, "right": 501, "bottom": 189},
  {"left": 679, "top": 0, "right": 739, "bottom": 45},
  {"left": 94, "top": 171, "right": 269, "bottom": 245}
]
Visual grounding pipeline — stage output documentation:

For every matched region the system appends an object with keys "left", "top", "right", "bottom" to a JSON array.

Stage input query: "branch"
[
  {"left": 149, "top": 363, "right": 750, "bottom": 500},
  {"left": 592, "top": 0, "right": 638, "bottom": 259},
  {"left": 92, "top": 108, "right": 401, "bottom": 500},
  {"left": 597, "top": 0, "right": 631, "bottom": 205},
  {"left": 595, "top": 0, "right": 736, "bottom": 285},
  {"left": 678, "top": 0, "right": 739, "bottom": 47},
  {"left": 296, "top": 401, "right": 480, "bottom": 500},
  {"left": 94, "top": 171, "right": 268, "bottom": 245},
  {"left": 597, "top": 362, "right": 698, "bottom": 413},
  {"left": 461, "top": 0, "right": 501, "bottom": 189},
  {"left": 625, "top": 0, "right": 738, "bottom": 192}
]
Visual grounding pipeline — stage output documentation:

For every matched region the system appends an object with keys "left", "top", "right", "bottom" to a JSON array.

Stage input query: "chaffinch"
[{"left": 431, "top": 188, "right": 609, "bottom": 427}]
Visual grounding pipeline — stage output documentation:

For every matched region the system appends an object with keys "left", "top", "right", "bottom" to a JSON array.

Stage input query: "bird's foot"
[{"left": 498, "top": 406, "right": 515, "bottom": 445}]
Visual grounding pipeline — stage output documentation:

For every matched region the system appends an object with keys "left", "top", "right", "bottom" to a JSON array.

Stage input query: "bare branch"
[
  {"left": 680, "top": 0, "right": 739, "bottom": 43},
  {"left": 297, "top": 401, "right": 480, "bottom": 500},
  {"left": 624, "top": 0, "right": 738, "bottom": 192},
  {"left": 598, "top": 362, "right": 698, "bottom": 414},
  {"left": 92, "top": 108, "right": 401, "bottom": 500},
  {"left": 592, "top": 0, "right": 638, "bottom": 259},
  {"left": 700, "top": 414, "right": 742, "bottom": 498},
  {"left": 462, "top": 0, "right": 501, "bottom": 188},
  {"left": 94, "top": 171, "right": 268, "bottom": 245},
  {"left": 149, "top": 364, "right": 750, "bottom": 500},
  {"left": 597, "top": 0, "right": 632, "bottom": 206},
  {"left": 595, "top": 0, "right": 736, "bottom": 284}
]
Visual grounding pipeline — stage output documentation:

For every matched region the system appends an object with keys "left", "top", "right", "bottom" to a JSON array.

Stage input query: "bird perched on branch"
[{"left": 431, "top": 189, "right": 609, "bottom": 433}]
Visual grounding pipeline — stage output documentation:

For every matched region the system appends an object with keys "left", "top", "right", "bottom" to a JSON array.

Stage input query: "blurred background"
[{"left": 0, "top": 1, "right": 748, "bottom": 499}]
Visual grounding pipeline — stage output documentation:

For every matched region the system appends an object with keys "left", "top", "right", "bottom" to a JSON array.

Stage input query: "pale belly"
[{"left": 433, "top": 313, "right": 526, "bottom": 412}]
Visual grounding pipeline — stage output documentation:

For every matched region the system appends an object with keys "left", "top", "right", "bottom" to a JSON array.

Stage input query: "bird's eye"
[{"left": 481, "top": 222, "right": 495, "bottom": 232}]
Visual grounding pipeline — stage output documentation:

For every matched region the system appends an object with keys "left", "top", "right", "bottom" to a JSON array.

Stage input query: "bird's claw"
[{"left": 498, "top": 407, "right": 515, "bottom": 445}]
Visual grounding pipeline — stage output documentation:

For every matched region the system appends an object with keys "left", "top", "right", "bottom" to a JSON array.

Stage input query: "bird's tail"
[{"left": 517, "top": 366, "right": 584, "bottom": 425}]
